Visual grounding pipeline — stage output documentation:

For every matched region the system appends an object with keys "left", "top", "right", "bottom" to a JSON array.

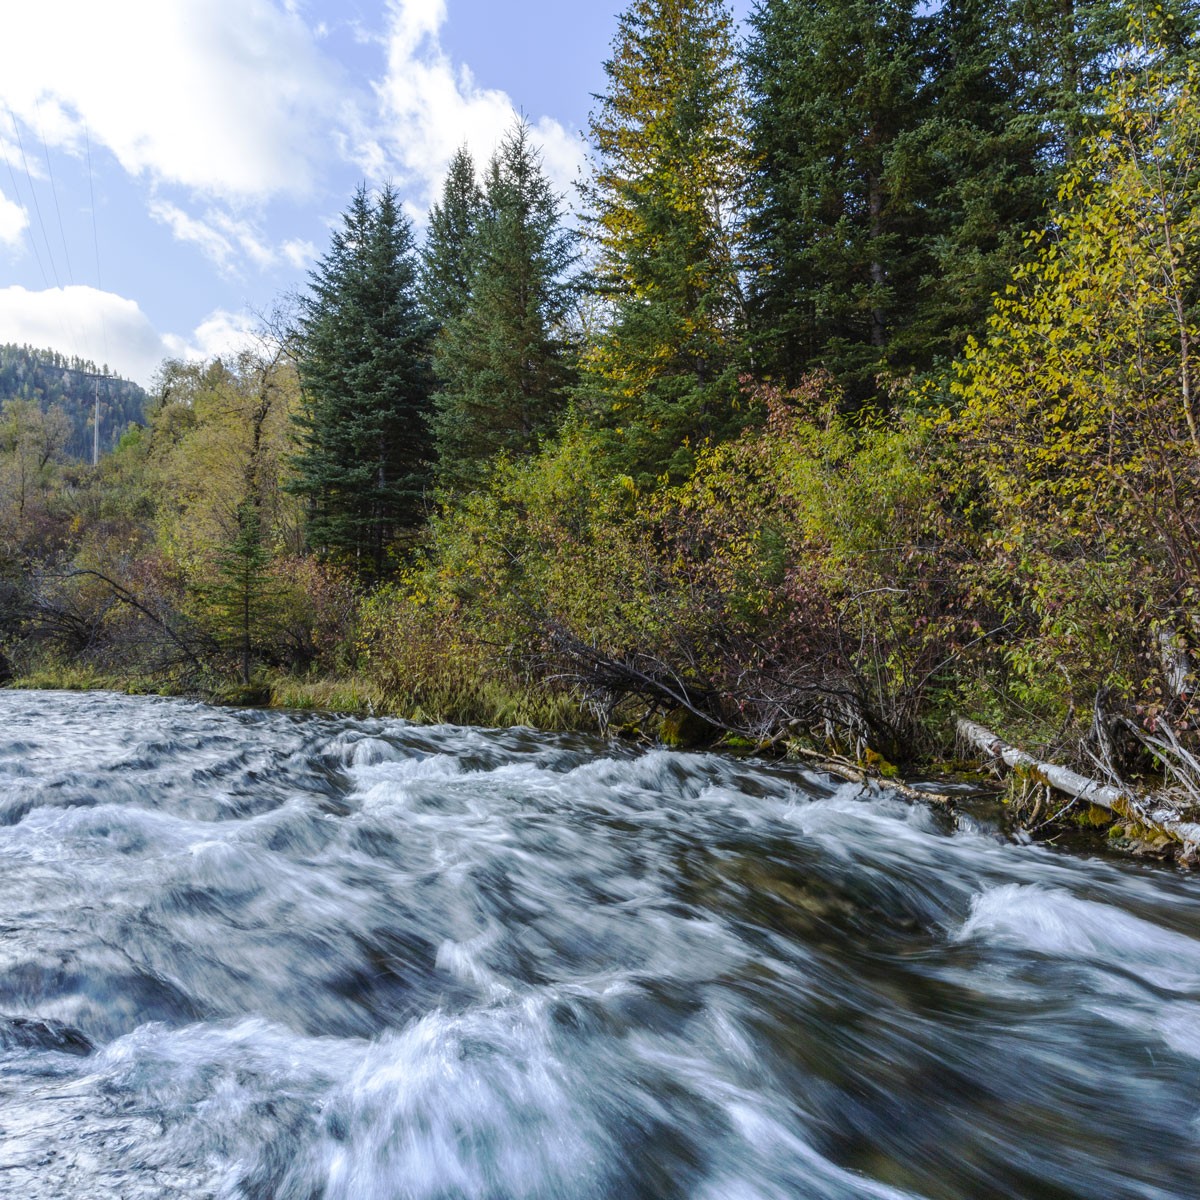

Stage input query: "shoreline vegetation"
[{"left": 3, "top": 5, "right": 1200, "bottom": 863}]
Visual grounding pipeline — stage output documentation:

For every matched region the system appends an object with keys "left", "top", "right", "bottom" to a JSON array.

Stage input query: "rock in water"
[{"left": 0, "top": 1016, "right": 94, "bottom": 1057}]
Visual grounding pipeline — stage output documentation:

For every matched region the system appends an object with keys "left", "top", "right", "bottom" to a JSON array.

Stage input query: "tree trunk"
[
  {"left": 956, "top": 717, "right": 1200, "bottom": 855},
  {"left": 375, "top": 443, "right": 387, "bottom": 577},
  {"left": 242, "top": 573, "right": 251, "bottom": 687},
  {"left": 867, "top": 170, "right": 886, "bottom": 351}
]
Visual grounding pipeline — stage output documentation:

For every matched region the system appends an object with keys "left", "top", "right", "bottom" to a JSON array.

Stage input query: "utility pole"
[{"left": 77, "top": 370, "right": 108, "bottom": 467}]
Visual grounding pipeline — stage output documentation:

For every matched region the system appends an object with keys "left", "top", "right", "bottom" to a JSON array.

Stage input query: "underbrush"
[{"left": 267, "top": 674, "right": 385, "bottom": 715}]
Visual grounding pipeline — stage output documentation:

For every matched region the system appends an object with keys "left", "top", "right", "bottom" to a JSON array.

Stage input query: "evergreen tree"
[
  {"left": 1015, "top": 0, "right": 1135, "bottom": 164},
  {"left": 579, "top": 0, "right": 748, "bottom": 486},
  {"left": 203, "top": 500, "right": 274, "bottom": 686},
  {"left": 431, "top": 120, "right": 576, "bottom": 493},
  {"left": 289, "top": 183, "right": 433, "bottom": 576},
  {"left": 743, "top": 0, "right": 1193, "bottom": 398},
  {"left": 911, "top": 0, "right": 1055, "bottom": 368},
  {"left": 743, "top": 0, "right": 932, "bottom": 397},
  {"left": 420, "top": 146, "right": 484, "bottom": 327}
]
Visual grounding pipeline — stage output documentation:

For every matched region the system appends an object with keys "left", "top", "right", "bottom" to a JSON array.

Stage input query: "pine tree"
[
  {"left": 289, "top": 183, "right": 434, "bottom": 576},
  {"left": 1015, "top": 0, "right": 1132, "bottom": 164},
  {"left": 420, "top": 147, "right": 484, "bottom": 327},
  {"left": 908, "top": 0, "right": 1056, "bottom": 368},
  {"left": 430, "top": 120, "right": 576, "bottom": 493},
  {"left": 743, "top": 0, "right": 1195, "bottom": 399},
  {"left": 1015, "top": 1, "right": 1199, "bottom": 165},
  {"left": 578, "top": 0, "right": 748, "bottom": 486}
]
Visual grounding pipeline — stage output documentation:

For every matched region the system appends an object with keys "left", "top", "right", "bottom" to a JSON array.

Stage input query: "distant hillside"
[{"left": 0, "top": 344, "right": 149, "bottom": 461}]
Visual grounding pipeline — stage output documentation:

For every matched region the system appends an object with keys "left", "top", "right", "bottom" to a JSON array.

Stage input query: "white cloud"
[
  {"left": 0, "top": 132, "right": 44, "bottom": 182},
  {"left": 0, "top": 285, "right": 257, "bottom": 387},
  {"left": 367, "top": 0, "right": 586, "bottom": 212},
  {"left": 209, "top": 213, "right": 277, "bottom": 271},
  {"left": 149, "top": 201, "right": 304, "bottom": 276},
  {"left": 0, "top": 0, "right": 339, "bottom": 201},
  {"left": 149, "top": 202, "right": 237, "bottom": 271},
  {"left": 0, "top": 188, "right": 28, "bottom": 249},
  {"left": 281, "top": 239, "right": 317, "bottom": 270},
  {"left": 163, "top": 310, "right": 259, "bottom": 364}
]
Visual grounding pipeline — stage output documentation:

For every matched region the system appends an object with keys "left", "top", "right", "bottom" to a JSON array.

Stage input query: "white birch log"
[{"left": 956, "top": 717, "right": 1200, "bottom": 856}]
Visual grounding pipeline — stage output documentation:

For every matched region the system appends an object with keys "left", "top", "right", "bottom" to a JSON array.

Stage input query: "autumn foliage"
[{"left": 2, "top": 25, "right": 1199, "bottom": 792}]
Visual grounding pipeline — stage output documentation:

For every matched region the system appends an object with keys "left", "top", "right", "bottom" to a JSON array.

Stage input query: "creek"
[{"left": 0, "top": 690, "right": 1197, "bottom": 1198}]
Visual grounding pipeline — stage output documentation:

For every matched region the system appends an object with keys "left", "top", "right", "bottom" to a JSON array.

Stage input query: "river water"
[{"left": 0, "top": 691, "right": 1197, "bottom": 1198}]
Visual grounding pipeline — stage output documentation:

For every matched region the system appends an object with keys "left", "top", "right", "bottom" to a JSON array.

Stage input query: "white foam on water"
[
  {"left": 3, "top": 690, "right": 1200, "bottom": 1198},
  {"left": 435, "top": 925, "right": 516, "bottom": 1002},
  {"left": 347, "top": 736, "right": 399, "bottom": 766},
  {"left": 957, "top": 884, "right": 1200, "bottom": 987},
  {"left": 314, "top": 1004, "right": 611, "bottom": 1200},
  {"left": 700, "top": 1101, "right": 921, "bottom": 1200},
  {"left": 958, "top": 883, "right": 1200, "bottom": 1068},
  {"left": 1, "top": 799, "right": 210, "bottom": 862}
]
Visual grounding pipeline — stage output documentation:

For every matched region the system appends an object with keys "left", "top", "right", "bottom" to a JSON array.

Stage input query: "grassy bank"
[{"left": 7, "top": 662, "right": 598, "bottom": 732}]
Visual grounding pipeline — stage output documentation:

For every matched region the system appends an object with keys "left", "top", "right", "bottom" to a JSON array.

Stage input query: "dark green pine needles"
[
  {"left": 420, "top": 145, "right": 484, "bottom": 331},
  {"left": 742, "top": 0, "right": 1157, "bottom": 405},
  {"left": 577, "top": 0, "right": 748, "bottom": 488}
]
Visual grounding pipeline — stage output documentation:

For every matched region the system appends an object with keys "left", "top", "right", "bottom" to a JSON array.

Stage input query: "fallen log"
[
  {"left": 956, "top": 716, "right": 1200, "bottom": 857},
  {"left": 786, "top": 745, "right": 956, "bottom": 808}
]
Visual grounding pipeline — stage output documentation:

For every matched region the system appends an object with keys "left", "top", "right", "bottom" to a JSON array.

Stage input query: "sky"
[{"left": 0, "top": 0, "right": 750, "bottom": 389}]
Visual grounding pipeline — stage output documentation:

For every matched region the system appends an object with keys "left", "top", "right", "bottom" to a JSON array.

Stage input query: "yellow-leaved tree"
[{"left": 948, "top": 45, "right": 1200, "bottom": 724}]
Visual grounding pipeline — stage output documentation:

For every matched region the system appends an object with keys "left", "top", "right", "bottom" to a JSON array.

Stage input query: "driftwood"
[
  {"left": 956, "top": 716, "right": 1200, "bottom": 856},
  {"left": 785, "top": 745, "right": 956, "bottom": 808}
]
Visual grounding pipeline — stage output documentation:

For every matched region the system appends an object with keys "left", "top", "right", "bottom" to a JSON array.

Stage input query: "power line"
[
  {"left": 84, "top": 126, "right": 101, "bottom": 288},
  {"left": 84, "top": 124, "right": 109, "bottom": 365},
  {"left": 74, "top": 368, "right": 111, "bottom": 466},
  {"left": 0, "top": 133, "right": 50, "bottom": 289},
  {"left": 36, "top": 101, "right": 75, "bottom": 286},
  {"left": 7, "top": 108, "right": 60, "bottom": 288},
  {"left": 7, "top": 108, "right": 83, "bottom": 363}
]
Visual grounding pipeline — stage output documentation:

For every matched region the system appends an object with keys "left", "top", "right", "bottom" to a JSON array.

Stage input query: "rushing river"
[{"left": 0, "top": 692, "right": 1198, "bottom": 1199}]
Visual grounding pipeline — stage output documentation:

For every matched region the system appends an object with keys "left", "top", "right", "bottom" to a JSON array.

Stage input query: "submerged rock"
[{"left": 0, "top": 1016, "right": 94, "bottom": 1057}]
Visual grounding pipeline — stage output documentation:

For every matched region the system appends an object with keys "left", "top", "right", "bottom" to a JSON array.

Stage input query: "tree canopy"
[{"left": 429, "top": 121, "right": 577, "bottom": 494}]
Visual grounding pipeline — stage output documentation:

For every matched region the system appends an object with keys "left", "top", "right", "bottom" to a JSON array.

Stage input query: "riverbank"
[{"left": 11, "top": 665, "right": 1198, "bottom": 866}]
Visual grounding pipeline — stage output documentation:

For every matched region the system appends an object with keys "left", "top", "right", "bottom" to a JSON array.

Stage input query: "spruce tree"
[
  {"left": 578, "top": 0, "right": 748, "bottom": 486},
  {"left": 743, "top": 0, "right": 931, "bottom": 398},
  {"left": 909, "top": 0, "right": 1055, "bottom": 368},
  {"left": 420, "top": 147, "right": 484, "bottom": 327},
  {"left": 289, "top": 183, "right": 433, "bottom": 576},
  {"left": 203, "top": 500, "right": 274, "bottom": 686},
  {"left": 743, "top": 0, "right": 1194, "bottom": 398},
  {"left": 1015, "top": 0, "right": 1134, "bottom": 164},
  {"left": 430, "top": 120, "right": 576, "bottom": 493}
]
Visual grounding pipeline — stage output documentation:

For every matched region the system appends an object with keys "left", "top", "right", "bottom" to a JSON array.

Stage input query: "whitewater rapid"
[{"left": 0, "top": 691, "right": 1196, "bottom": 1198}]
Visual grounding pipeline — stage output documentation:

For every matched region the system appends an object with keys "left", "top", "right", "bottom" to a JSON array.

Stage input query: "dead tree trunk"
[{"left": 956, "top": 716, "right": 1200, "bottom": 857}]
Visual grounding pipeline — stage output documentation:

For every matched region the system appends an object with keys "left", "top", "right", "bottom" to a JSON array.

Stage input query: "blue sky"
[{"left": 0, "top": 0, "right": 750, "bottom": 387}]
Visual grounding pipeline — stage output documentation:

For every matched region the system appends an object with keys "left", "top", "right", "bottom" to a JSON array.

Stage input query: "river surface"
[{"left": 0, "top": 691, "right": 1197, "bottom": 1198}]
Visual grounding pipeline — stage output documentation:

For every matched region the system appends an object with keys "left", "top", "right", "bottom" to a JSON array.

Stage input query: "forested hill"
[{"left": 0, "top": 344, "right": 148, "bottom": 461}]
